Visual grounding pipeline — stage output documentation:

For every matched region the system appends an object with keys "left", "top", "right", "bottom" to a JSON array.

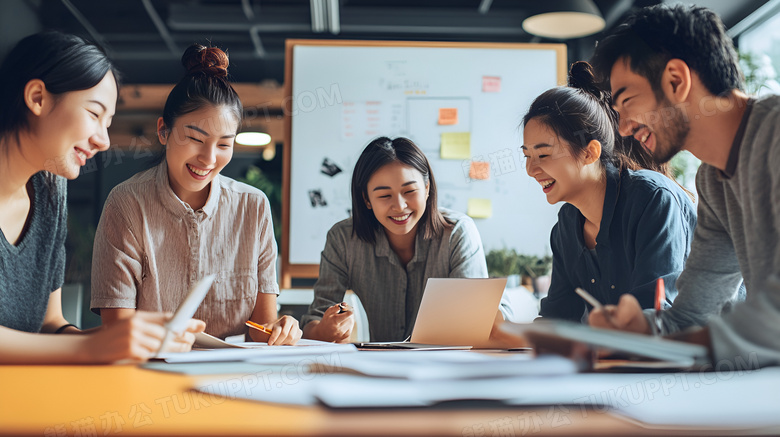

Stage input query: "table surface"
[{"left": 0, "top": 364, "right": 668, "bottom": 437}]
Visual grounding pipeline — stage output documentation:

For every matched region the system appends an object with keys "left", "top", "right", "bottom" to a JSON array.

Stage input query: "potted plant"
[
  {"left": 516, "top": 254, "right": 553, "bottom": 298},
  {"left": 485, "top": 248, "right": 521, "bottom": 287}
]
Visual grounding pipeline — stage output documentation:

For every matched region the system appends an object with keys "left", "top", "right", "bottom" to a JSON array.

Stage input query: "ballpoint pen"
[{"left": 245, "top": 320, "right": 273, "bottom": 335}]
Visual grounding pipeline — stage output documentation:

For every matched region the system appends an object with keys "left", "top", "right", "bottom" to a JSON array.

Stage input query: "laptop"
[{"left": 357, "top": 277, "right": 507, "bottom": 349}]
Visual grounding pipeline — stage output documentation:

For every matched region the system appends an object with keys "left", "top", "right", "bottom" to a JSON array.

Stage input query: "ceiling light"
[
  {"left": 236, "top": 132, "right": 272, "bottom": 146},
  {"left": 522, "top": 0, "right": 605, "bottom": 39}
]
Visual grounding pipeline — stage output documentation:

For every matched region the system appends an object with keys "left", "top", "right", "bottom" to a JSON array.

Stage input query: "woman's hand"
[
  {"left": 81, "top": 311, "right": 205, "bottom": 363},
  {"left": 261, "top": 315, "right": 303, "bottom": 345},
  {"left": 160, "top": 317, "right": 207, "bottom": 353},
  {"left": 305, "top": 303, "right": 355, "bottom": 343}
]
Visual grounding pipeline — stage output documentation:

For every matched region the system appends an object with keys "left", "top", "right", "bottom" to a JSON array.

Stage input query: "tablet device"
[{"left": 156, "top": 274, "right": 216, "bottom": 354}]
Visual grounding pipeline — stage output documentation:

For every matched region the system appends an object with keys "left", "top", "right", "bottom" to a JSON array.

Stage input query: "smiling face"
[
  {"left": 610, "top": 58, "right": 689, "bottom": 164},
  {"left": 159, "top": 104, "right": 238, "bottom": 209},
  {"left": 522, "top": 118, "right": 597, "bottom": 205},
  {"left": 365, "top": 161, "right": 430, "bottom": 239},
  {"left": 31, "top": 72, "right": 117, "bottom": 180}
]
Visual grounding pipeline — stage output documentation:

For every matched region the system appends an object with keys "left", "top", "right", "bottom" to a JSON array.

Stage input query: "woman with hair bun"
[
  {"left": 521, "top": 61, "right": 696, "bottom": 323},
  {"left": 0, "top": 31, "right": 204, "bottom": 364},
  {"left": 91, "top": 44, "right": 302, "bottom": 345}
]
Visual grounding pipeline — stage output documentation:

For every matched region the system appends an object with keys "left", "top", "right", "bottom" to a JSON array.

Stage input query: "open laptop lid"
[{"left": 409, "top": 277, "right": 507, "bottom": 347}]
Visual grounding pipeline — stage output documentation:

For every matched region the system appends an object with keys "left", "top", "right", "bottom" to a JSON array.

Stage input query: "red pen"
[{"left": 653, "top": 278, "right": 665, "bottom": 335}]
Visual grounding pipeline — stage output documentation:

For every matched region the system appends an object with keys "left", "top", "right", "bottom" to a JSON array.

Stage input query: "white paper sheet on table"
[
  {"left": 193, "top": 332, "right": 332, "bottom": 349},
  {"left": 194, "top": 363, "right": 780, "bottom": 430},
  {"left": 308, "top": 351, "right": 576, "bottom": 380},
  {"left": 159, "top": 342, "right": 357, "bottom": 363}
]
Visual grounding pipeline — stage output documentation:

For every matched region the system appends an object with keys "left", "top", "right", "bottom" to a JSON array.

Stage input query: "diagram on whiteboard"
[{"left": 289, "top": 44, "right": 564, "bottom": 265}]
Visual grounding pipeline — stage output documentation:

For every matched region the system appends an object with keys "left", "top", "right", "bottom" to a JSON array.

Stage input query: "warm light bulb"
[{"left": 236, "top": 132, "right": 272, "bottom": 146}]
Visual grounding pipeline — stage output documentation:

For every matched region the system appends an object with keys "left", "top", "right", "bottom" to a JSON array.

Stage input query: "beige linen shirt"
[{"left": 90, "top": 162, "right": 279, "bottom": 339}]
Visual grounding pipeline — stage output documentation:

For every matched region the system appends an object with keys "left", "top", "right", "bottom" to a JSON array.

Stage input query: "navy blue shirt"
[{"left": 539, "top": 164, "right": 696, "bottom": 322}]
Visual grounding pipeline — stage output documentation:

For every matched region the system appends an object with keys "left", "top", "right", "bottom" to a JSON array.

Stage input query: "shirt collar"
[
  {"left": 155, "top": 161, "right": 221, "bottom": 218},
  {"left": 374, "top": 225, "right": 426, "bottom": 266},
  {"left": 720, "top": 97, "right": 755, "bottom": 179}
]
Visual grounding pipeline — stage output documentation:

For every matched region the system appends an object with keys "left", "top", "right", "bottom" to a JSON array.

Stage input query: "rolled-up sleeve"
[{"left": 90, "top": 195, "right": 143, "bottom": 311}]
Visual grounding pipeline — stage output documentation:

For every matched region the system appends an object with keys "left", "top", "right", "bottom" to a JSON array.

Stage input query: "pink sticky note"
[{"left": 482, "top": 76, "right": 501, "bottom": 93}]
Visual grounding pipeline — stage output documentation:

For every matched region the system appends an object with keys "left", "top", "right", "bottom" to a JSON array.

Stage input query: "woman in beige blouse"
[{"left": 90, "top": 44, "right": 301, "bottom": 345}]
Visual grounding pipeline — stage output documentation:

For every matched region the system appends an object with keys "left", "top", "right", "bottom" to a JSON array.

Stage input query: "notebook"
[
  {"left": 499, "top": 319, "right": 710, "bottom": 367},
  {"left": 356, "top": 277, "right": 507, "bottom": 349}
]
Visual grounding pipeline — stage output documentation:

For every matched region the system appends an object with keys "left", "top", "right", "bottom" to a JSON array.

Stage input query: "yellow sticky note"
[
  {"left": 440, "top": 132, "right": 471, "bottom": 160},
  {"left": 467, "top": 198, "right": 492, "bottom": 219},
  {"left": 438, "top": 108, "right": 458, "bottom": 125},
  {"left": 469, "top": 161, "right": 490, "bottom": 180}
]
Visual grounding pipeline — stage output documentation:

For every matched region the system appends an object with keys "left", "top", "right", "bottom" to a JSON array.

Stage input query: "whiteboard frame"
[{"left": 282, "top": 39, "right": 567, "bottom": 288}]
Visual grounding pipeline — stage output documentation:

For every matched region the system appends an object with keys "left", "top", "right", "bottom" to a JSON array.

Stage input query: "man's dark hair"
[{"left": 591, "top": 4, "right": 743, "bottom": 97}]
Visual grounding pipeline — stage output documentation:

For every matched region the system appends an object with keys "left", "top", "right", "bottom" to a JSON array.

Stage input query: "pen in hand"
[
  {"left": 245, "top": 320, "right": 273, "bottom": 335},
  {"left": 575, "top": 287, "right": 618, "bottom": 328}
]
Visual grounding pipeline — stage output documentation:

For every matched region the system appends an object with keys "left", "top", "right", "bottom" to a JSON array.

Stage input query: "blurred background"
[{"left": 1, "top": 0, "right": 778, "bottom": 328}]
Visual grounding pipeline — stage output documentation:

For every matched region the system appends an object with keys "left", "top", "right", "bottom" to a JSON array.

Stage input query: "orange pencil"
[{"left": 245, "top": 320, "right": 273, "bottom": 335}]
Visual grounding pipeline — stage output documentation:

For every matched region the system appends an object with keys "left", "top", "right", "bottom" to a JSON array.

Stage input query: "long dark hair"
[
  {"left": 523, "top": 61, "right": 671, "bottom": 175},
  {"left": 351, "top": 137, "right": 451, "bottom": 244},
  {"left": 0, "top": 31, "right": 118, "bottom": 146},
  {"left": 157, "top": 43, "right": 242, "bottom": 157}
]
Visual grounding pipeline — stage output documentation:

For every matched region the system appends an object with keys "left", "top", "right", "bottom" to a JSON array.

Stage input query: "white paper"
[
  {"left": 160, "top": 342, "right": 357, "bottom": 363},
  {"left": 194, "top": 332, "right": 334, "bottom": 349},
  {"left": 309, "top": 351, "right": 576, "bottom": 380}
]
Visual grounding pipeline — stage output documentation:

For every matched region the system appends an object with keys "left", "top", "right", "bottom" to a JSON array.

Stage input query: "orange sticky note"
[
  {"left": 438, "top": 108, "right": 458, "bottom": 125},
  {"left": 469, "top": 161, "right": 490, "bottom": 180},
  {"left": 482, "top": 76, "right": 501, "bottom": 92}
]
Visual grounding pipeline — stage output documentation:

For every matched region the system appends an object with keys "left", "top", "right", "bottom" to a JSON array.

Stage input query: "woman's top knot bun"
[
  {"left": 568, "top": 61, "right": 609, "bottom": 104},
  {"left": 181, "top": 44, "right": 229, "bottom": 78}
]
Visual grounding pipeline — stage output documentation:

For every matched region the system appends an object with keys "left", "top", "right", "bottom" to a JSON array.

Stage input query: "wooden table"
[{"left": 0, "top": 365, "right": 754, "bottom": 436}]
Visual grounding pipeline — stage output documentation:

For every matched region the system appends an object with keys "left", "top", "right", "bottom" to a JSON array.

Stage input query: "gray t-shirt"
[
  {"left": 302, "top": 208, "right": 509, "bottom": 342},
  {"left": 0, "top": 172, "right": 67, "bottom": 333},
  {"left": 652, "top": 95, "right": 780, "bottom": 367}
]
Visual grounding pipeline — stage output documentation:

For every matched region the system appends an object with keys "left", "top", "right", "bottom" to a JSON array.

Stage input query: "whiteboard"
[{"left": 286, "top": 41, "right": 565, "bottom": 268}]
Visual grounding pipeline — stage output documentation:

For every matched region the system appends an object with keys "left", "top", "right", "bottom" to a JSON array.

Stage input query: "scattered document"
[
  {"left": 308, "top": 352, "right": 576, "bottom": 380},
  {"left": 159, "top": 342, "right": 357, "bottom": 363},
  {"left": 194, "top": 332, "right": 331, "bottom": 349}
]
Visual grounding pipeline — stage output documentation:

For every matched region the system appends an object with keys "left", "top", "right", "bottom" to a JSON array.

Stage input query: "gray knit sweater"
[{"left": 652, "top": 95, "right": 780, "bottom": 367}]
